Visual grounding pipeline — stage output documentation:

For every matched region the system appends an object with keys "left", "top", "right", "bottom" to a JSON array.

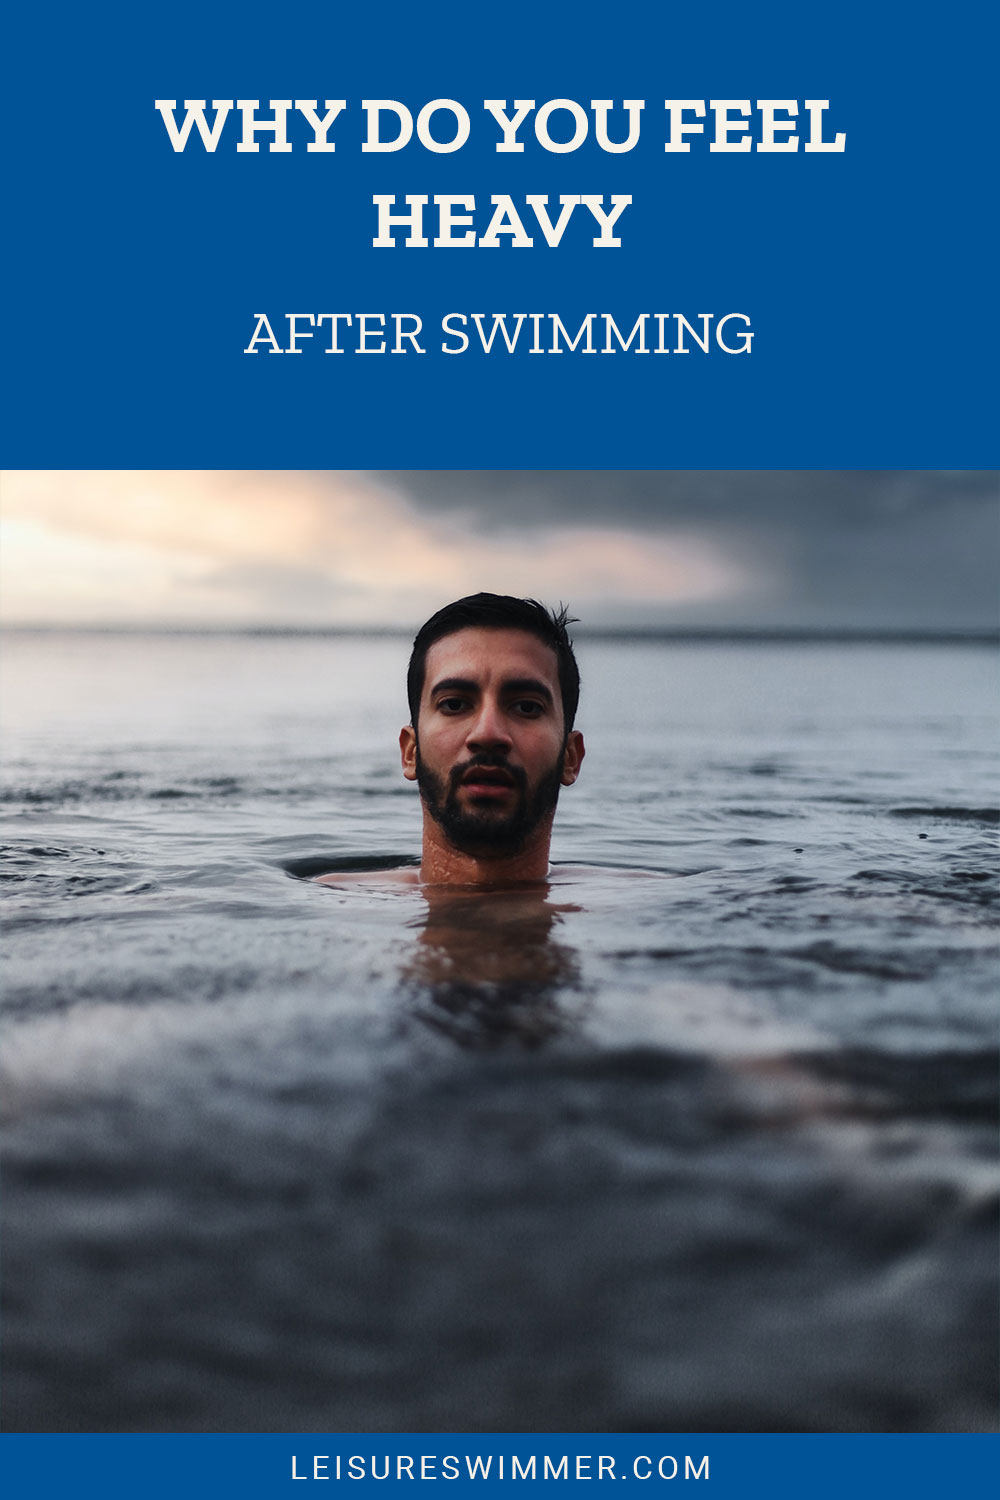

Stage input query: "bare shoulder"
[
  {"left": 314, "top": 866, "right": 421, "bottom": 889},
  {"left": 312, "top": 862, "right": 676, "bottom": 891}
]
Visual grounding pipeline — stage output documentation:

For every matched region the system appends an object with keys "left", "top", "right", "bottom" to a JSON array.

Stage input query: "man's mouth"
[{"left": 459, "top": 764, "right": 517, "bottom": 797}]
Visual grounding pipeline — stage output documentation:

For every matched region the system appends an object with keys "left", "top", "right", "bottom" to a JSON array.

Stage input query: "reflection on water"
[
  {"left": 402, "top": 883, "right": 585, "bottom": 1048},
  {"left": 396, "top": 879, "right": 943, "bottom": 1131}
]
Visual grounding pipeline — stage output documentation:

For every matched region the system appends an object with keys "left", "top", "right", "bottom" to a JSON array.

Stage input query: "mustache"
[{"left": 447, "top": 755, "right": 526, "bottom": 795}]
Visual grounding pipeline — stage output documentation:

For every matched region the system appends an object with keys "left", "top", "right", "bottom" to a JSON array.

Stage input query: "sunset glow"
[{"left": 0, "top": 471, "right": 758, "bottom": 626}]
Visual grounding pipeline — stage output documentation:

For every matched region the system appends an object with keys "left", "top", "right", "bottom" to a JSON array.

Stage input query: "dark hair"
[{"left": 407, "top": 593, "right": 580, "bottom": 729}]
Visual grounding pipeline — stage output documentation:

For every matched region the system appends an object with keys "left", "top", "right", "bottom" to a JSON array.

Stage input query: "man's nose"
[{"left": 466, "top": 699, "right": 513, "bottom": 751}]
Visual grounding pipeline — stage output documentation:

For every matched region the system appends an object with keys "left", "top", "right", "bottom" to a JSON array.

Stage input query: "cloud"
[
  {"left": 2, "top": 470, "right": 994, "bottom": 627},
  {"left": 374, "top": 470, "right": 998, "bottom": 529},
  {"left": 373, "top": 471, "right": 1000, "bottom": 628},
  {"left": 0, "top": 471, "right": 761, "bottom": 626}
]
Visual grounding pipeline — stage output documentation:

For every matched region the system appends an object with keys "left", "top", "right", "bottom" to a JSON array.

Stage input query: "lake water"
[{"left": 1, "top": 632, "right": 997, "bottom": 1432}]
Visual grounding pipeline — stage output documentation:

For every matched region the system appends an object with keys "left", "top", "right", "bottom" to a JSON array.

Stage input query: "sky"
[{"left": 1, "top": 470, "right": 996, "bottom": 630}]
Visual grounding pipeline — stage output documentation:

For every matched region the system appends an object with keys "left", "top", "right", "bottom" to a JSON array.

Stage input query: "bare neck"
[{"left": 419, "top": 810, "right": 554, "bottom": 886}]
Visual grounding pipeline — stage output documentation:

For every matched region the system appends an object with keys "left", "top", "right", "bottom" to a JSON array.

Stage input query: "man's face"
[{"left": 400, "top": 627, "right": 584, "bottom": 857}]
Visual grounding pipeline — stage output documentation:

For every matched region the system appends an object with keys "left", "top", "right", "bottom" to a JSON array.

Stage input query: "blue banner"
[
  {"left": 0, "top": 1435, "right": 997, "bottom": 1495},
  {"left": 2, "top": 0, "right": 996, "bottom": 466}
]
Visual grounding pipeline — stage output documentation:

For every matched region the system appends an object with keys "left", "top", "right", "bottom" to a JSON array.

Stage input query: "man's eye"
[
  {"left": 513, "top": 700, "right": 544, "bottom": 717},
  {"left": 437, "top": 697, "right": 468, "bottom": 713}
]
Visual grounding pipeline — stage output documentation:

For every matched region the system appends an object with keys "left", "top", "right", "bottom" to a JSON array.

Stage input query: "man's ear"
[
  {"left": 400, "top": 724, "right": 418, "bottom": 781},
  {"left": 561, "top": 730, "right": 585, "bottom": 786}
]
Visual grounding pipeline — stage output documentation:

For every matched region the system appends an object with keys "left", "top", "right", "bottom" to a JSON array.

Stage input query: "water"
[{"left": 1, "top": 632, "right": 997, "bottom": 1432}]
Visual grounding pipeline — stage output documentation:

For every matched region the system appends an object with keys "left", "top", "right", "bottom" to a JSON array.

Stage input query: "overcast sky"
[{"left": 1, "top": 470, "right": 996, "bottom": 629}]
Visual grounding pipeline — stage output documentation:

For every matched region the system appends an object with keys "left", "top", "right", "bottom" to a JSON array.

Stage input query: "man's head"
[
  {"left": 400, "top": 594, "right": 584, "bottom": 869},
  {"left": 406, "top": 594, "right": 580, "bottom": 732}
]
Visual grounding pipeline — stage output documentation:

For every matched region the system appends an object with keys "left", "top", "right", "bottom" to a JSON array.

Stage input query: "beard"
[{"left": 415, "top": 746, "right": 564, "bottom": 857}]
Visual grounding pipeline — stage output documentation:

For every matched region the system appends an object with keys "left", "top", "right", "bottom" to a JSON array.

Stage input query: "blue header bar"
[{"left": 2, "top": 1, "right": 997, "bottom": 466}]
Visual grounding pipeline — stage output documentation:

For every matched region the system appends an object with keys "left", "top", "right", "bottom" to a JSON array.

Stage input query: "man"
[{"left": 318, "top": 593, "right": 585, "bottom": 888}]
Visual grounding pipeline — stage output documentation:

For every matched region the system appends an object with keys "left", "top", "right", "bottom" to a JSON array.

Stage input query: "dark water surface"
[{"left": 1, "top": 633, "right": 997, "bottom": 1431}]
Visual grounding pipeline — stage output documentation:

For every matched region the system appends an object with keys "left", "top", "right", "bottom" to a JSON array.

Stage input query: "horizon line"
[{"left": 2, "top": 624, "right": 997, "bottom": 645}]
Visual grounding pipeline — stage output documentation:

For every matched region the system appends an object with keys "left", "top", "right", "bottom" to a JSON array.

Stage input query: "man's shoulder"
[
  {"left": 311, "top": 861, "right": 676, "bottom": 891},
  {"left": 314, "top": 865, "right": 421, "bottom": 889}
]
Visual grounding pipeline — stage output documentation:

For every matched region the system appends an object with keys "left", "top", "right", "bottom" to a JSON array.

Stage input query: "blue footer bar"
[{"left": 0, "top": 1434, "right": 996, "bottom": 1497}]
